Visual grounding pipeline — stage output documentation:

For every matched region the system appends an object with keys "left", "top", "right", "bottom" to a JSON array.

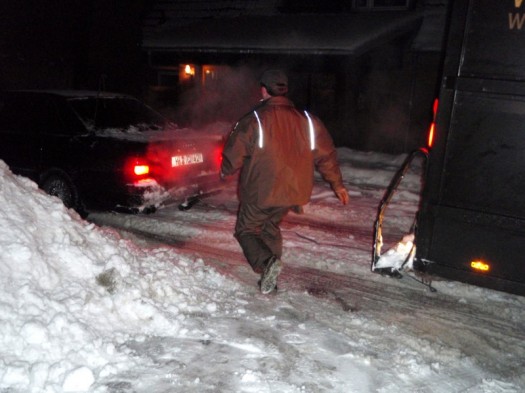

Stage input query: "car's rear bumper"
[{"left": 112, "top": 172, "right": 223, "bottom": 213}]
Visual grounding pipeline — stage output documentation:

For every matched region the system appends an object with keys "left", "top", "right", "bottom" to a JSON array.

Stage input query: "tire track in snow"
[
  {"left": 107, "top": 222, "right": 525, "bottom": 351},
  {"left": 89, "top": 191, "right": 525, "bottom": 380}
]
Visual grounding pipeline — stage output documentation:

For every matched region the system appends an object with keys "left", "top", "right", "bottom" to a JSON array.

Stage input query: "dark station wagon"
[{"left": 0, "top": 90, "right": 224, "bottom": 215}]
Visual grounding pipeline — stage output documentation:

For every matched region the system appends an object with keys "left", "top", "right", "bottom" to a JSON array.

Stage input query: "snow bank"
[{"left": 0, "top": 161, "right": 235, "bottom": 392}]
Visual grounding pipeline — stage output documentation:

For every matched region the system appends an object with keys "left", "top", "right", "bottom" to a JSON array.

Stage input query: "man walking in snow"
[{"left": 221, "top": 69, "right": 349, "bottom": 294}]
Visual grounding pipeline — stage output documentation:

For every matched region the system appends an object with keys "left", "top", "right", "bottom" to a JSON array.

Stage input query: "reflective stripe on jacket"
[
  {"left": 221, "top": 96, "right": 344, "bottom": 207},
  {"left": 254, "top": 109, "right": 316, "bottom": 150}
]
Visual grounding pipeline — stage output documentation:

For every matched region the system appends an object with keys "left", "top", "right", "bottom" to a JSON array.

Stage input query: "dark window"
[{"left": 30, "top": 96, "right": 68, "bottom": 134}]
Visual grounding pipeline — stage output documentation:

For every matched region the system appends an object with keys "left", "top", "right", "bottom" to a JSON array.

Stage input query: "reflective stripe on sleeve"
[
  {"left": 253, "top": 110, "right": 263, "bottom": 148},
  {"left": 304, "top": 110, "right": 316, "bottom": 150}
]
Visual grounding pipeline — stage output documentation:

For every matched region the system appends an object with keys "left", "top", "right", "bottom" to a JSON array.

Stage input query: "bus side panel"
[
  {"left": 461, "top": 0, "right": 525, "bottom": 80},
  {"left": 417, "top": 88, "right": 525, "bottom": 295},
  {"left": 441, "top": 90, "right": 525, "bottom": 217},
  {"left": 415, "top": 0, "right": 525, "bottom": 295},
  {"left": 420, "top": 205, "right": 525, "bottom": 295}
]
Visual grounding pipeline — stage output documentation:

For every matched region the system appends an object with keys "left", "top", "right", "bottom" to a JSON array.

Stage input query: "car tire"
[{"left": 40, "top": 171, "right": 86, "bottom": 217}]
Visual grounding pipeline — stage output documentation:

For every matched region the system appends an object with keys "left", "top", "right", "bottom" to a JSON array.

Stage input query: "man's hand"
[{"left": 334, "top": 187, "right": 350, "bottom": 205}]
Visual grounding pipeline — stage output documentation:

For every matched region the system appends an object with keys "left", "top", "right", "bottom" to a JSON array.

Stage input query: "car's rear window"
[{"left": 67, "top": 97, "right": 167, "bottom": 133}]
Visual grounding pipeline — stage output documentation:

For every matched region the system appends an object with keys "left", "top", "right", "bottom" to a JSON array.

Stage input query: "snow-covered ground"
[{"left": 1, "top": 148, "right": 524, "bottom": 393}]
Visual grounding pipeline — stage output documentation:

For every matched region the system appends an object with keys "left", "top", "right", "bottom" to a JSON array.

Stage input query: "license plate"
[{"left": 171, "top": 153, "right": 204, "bottom": 167}]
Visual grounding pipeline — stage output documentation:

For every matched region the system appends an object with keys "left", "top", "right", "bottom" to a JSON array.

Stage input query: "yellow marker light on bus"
[{"left": 470, "top": 260, "right": 490, "bottom": 272}]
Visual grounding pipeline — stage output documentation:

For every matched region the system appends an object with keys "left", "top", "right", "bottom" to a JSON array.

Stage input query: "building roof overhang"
[{"left": 142, "top": 12, "right": 424, "bottom": 56}]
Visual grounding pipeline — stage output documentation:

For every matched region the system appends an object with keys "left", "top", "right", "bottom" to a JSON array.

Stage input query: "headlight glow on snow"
[{"left": 470, "top": 260, "right": 490, "bottom": 272}]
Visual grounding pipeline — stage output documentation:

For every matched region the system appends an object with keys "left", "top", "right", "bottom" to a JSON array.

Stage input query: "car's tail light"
[
  {"left": 427, "top": 98, "right": 438, "bottom": 149},
  {"left": 125, "top": 157, "right": 153, "bottom": 182},
  {"left": 134, "top": 164, "right": 150, "bottom": 176},
  {"left": 214, "top": 145, "right": 223, "bottom": 168}
]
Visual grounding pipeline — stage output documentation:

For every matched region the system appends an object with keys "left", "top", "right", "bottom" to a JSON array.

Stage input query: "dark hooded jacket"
[{"left": 221, "top": 96, "right": 345, "bottom": 207}]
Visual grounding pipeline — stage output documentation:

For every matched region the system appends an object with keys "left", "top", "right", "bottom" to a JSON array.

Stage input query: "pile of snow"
[{"left": 0, "top": 161, "right": 234, "bottom": 392}]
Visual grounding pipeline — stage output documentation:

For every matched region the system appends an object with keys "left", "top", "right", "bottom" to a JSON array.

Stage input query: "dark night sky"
[{"left": 0, "top": 0, "right": 149, "bottom": 95}]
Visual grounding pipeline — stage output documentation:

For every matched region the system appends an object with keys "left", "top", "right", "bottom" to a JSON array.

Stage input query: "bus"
[{"left": 373, "top": 0, "right": 525, "bottom": 296}]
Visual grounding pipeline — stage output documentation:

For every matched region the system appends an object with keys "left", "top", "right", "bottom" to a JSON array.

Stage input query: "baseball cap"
[{"left": 259, "top": 69, "right": 288, "bottom": 96}]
